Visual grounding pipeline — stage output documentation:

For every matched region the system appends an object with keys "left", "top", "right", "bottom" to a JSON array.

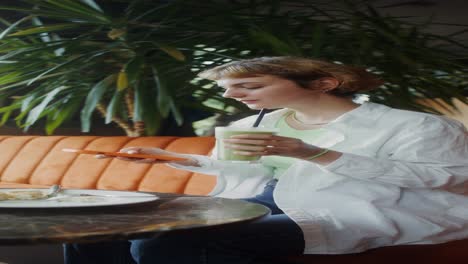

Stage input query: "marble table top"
[{"left": 0, "top": 194, "right": 270, "bottom": 245}]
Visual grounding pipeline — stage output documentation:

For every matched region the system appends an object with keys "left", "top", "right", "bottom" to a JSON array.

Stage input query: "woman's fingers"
[
  {"left": 231, "top": 147, "right": 287, "bottom": 156},
  {"left": 229, "top": 134, "right": 286, "bottom": 139},
  {"left": 93, "top": 147, "right": 174, "bottom": 164},
  {"left": 232, "top": 150, "right": 265, "bottom": 156},
  {"left": 120, "top": 147, "right": 144, "bottom": 154},
  {"left": 91, "top": 146, "right": 195, "bottom": 166},
  {"left": 224, "top": 137, "right": 300, "bottom": 151},
  {"left": 95, "top": 154, "right": 141, "bottom": 161},
  {"left": 225, "top": 134, "right": 300, "bottom": 146},
  {"left": 120, "top": 147, "right": 172, "bottom": 155},
  {"left": 95, "top": 154, "right": 109, "bottom": 159},
  {"left": 224, "top": 134, "right": 308, "bottom": 157},
  {"left": 224, "top": 138, "right": 275, "bottom": 146},
  {"left": 225, "top": 142, "right": 284, "bottom": 150},
  {"left": 225, "top": 143, "right": 267, "bottom": 152}
]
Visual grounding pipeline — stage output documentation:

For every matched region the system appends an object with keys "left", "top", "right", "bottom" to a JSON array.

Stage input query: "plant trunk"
[
  {"left": 133, "top": 121, "right": 145, "bottom": 136},
  {"left": 96, "top": 103, "right": 136, "bottom": 136}
]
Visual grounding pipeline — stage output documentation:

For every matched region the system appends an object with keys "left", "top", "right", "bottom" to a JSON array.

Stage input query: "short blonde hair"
[{"left": 198, "top": 56, "right": 383, "bottom": 96}]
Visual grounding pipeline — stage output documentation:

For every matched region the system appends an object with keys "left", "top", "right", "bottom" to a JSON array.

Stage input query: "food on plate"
[{"left": 0, "top": 190, "right": 46, "bottom": 201}]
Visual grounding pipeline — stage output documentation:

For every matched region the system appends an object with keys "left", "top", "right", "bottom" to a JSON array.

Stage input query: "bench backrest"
[{"left": 0, "top": 136, "right": 216, "bottom": 195}]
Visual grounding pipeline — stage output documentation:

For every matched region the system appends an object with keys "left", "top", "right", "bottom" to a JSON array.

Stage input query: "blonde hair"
[{"left": 198, "top": 56, "right": 384, "bottom": 96}]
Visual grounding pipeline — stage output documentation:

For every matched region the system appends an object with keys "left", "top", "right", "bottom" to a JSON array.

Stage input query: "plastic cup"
[{"left": 215, "top": 127, "right": 279, "bottom": 161}]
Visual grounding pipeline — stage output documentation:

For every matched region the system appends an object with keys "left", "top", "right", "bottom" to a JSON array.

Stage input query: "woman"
[{"left": 65, "top": 56, "right": 468, "bottom": 264}]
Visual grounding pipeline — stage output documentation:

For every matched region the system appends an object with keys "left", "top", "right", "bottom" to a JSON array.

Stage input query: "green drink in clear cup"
[{"left": 215, "top": 127, "right": 279, "bottom": 161}]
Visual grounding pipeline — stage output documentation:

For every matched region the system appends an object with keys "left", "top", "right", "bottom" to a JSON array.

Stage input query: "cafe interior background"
[{"left": 0, "top": 0, "right": 467, "bottom": 263}]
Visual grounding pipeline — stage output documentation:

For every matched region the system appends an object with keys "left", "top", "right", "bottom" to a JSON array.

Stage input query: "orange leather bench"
[
  {"left": 0, "top": 136, "right": 217, "bottom": 194},
  {"left": 0, "top": 135, "right": 467, "bottom": 264}
]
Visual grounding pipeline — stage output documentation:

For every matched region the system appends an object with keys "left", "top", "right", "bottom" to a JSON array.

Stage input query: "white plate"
[{"left": 0, "top": 188, "right": 158, "bottom": 208}]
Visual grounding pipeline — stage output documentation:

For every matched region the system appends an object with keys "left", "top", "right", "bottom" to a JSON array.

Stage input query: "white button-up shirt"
[{"left": 171, "top": 102, "right": 468, "bottom": 254}]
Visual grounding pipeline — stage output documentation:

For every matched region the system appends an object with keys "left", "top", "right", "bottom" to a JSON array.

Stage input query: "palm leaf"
[
  {"left": 0, "top": 16, "right": 33, "bottom": 40},
  {"left": 8, "top": 24, "right": 79, "bottom": 37},
  {"left": 27, "top": 54, "right": 86, "bottom": 86},
  {"left": 169, "top": 99, "right": 183, "bottom": 126},
  {"left": 133, "top": 83, "right": 144, "bottom": 122},
  {"left": 105, "top": 90, "right": 124, "bottom": 124},
  {"left": 46, "top": 97, "right": 82, "bottom": 135},
  {"left": 151, "top": 66, "right": 171, "bottom": 117},
  {"left": 24, "top": 86, "right": 65, "bottom": 130},
  {"left": 157, "top": 44, "right": 186, "bottom": 61},
  {"left": 38, "top": 0, "right": 110, "bottom": 23},
  {"left": 81, "top": 74, "right": 116, "bottom": 132},
  {"left": 79, "top": 0, "right": 104, "bottom": 12}
]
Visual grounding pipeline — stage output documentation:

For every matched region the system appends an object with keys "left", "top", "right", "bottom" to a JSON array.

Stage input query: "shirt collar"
[{"left": 324, "top": 102, "right": 392, "bottom": 132}]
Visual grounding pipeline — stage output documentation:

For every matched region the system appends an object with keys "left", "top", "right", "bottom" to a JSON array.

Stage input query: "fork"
[{"left": 44, "top": 184, "right": 62, "bottom": 199}]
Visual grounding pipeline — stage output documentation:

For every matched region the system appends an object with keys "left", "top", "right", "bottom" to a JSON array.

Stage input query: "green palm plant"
[
  {"left": 0, "top": 0, "right": 246, "bottom": 136},
  {"left": 0, "top": 0, "right": 466, "bottom": 136}
]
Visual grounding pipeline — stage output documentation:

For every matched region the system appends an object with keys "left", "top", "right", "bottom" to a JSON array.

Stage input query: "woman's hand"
[
  {"left": 223, "top": 134, "right": 323, "bottom": 159},
  {"left": 96, "top": 147, "right": 199, "bottom": 166},
  {"left": 223, "top": 134, "right": 342, "bottom": 164}
]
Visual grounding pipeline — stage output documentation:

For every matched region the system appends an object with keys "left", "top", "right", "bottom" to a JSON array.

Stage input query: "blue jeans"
[{"left": 64, "top": 180, "right": 304, "bottom": 264}]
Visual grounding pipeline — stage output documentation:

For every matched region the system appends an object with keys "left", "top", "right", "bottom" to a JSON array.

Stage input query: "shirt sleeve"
[
  {"left": 168, "top": 154, "right": 273, "bottom": 177},
  {"left": 167, "top": 154, "right": 220, "bottom": 175},
  {"left": 321, "top": 116, "right": 468, "bottom": 189}
]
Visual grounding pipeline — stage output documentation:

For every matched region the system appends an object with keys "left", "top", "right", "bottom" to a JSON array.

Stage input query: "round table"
[{"left": 0, "top": 194, "right": 270, "bottom": 245}]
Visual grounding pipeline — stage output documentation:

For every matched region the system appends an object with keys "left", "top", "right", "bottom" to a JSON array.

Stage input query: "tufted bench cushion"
[{"left": 0, "top": 136, "right": 216, "bottom": 195}]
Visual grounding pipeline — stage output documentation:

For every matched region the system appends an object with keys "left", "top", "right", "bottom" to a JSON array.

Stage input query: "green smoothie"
[{"left": 215, "top": 127, "right": 279, "bottom": 161}]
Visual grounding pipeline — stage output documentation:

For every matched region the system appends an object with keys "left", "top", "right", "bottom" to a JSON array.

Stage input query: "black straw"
[{"left": 252, "top": 108, "right": 267, "bottom": 127}]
